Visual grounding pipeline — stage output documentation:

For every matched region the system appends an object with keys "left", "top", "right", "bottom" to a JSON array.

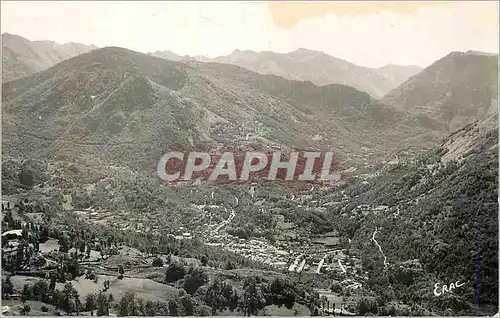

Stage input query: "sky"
[{"left": 1, "top": 1, "right": 498, "bottom": 68}]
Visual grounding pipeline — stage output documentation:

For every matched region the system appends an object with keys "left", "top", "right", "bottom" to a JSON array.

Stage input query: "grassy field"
[
  {"left": 263, "top": 303, "right": 311, "bottom": 316},
  {"left": 56, "top": 274, "right": 181, "bottom": 303},
  {"left": 38, "top": 239, "right": 59, "bottom": 253},
  {"left": 10, "top": 272, "right": 182, "bottom": 306},
  {"left": 2, "top": 299, "right": 57, "bottom": 316},
  {"left": 10, "top": 276, "right": 45, "bottom": 292}
]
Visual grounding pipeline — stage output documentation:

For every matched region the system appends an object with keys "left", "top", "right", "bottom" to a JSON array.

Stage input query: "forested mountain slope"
[{"left": 334, "top": 112, "right": 498, "bottom": 315}]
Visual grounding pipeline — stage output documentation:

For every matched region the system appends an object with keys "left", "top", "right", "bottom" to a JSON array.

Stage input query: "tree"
[
  {"left": 205, "top": 277, "right": 239, "bottom": 315},
  {"left": 3, "top": 211, "right": 14, "bottom": 229},
  {"left": 85, "top": 269, "right": 96, "bottom": 281},
  {"left": 168, "top": 299, "right": 180, "bottom": 316},
  {"left": 266, "top": 278, "right": 296, "bottom": 309},
  {"left": 19, "top": 167, "right": 34, "bottom": 187},
  {"left": 96, "top": 293, "right": 110, "bottom": 316},
  {"left": 32, "top": 280, "right": 49, "bottom": 302},
  {"left": 224, "top": 283, "right": 239, "bottom": 312},
  {"left": 165, "top": 263, "right": 186, "bottom": 283},
  {"left": 119, "top": 291, "right": 137, "bottom": 316},
  {"left": 330, "top": 282, "right": 342, "bottom": 293},
  {"left": 63, "top": 256, "right": 81, "bottom": 280},
  {"left": 118, "top": 265, "right": 125, "bottom": 279},
  {"left": 103, "top": 280, "right": 110, "bottom": 291},
  {"left": 21, "top": 227, "right": 29, "bottom": 240},
  {"left": 2, "top": 276, "right": 14, "bottom": 299},
  {"left": 197, "top": 305, "right": 212, "bottom": 316},
  {"left": 182, "top": 267, "right": 208, "bottom": 295},
  {"left": 224, "top": 260, "right": 236, "bottom": 270},
  {"left": 21, "top": 284, "right": 34, "bottom": 302},
  {"left": 79, "top": 240, "right": 86, "bottom": 257},
  {"left": 85, "top": 293, "right": 97, "bottom": 315},
  {"left": 75, "top": 294, "right": 82, "bottom": 316},
  {"left": 20, "top": 304, "right": 31, "bottom": 315},
  {"left": 33, "top": 240, "right": 40, "bottom": 253},
  {"left": 357, "top": 298, "right": 378, "bottom": 316},
  {"left": 152, "top": 257, "right": 164, "bottom": 267},
  {"left": 145, "top": 300, "right": 157, "bottom": 316},
  {"left": 201, "top": 255, "right": 208, "bottom": 266},
  {"left": 108, "top": 293, "right": 114, "bottom": 305},
  {"left": 16, "top": 241, "right": 26, "bottom": 270},
  {"left": 40, "top": 226, "right": 49, "bottom": 243},
  {"left": 205, "top": 278, "right": 225, "bottom": 315},
  {"left": 58, "top": 233, "right": 71, "bottom": 253},
  {"left": 60, "top": 282, "right": 79, "bottom": 315},
  {"left": 180, "top": 295, "right": 194, "bottom": 316},
  {"left": 86, "top": 245, "right": 91, "bottom": 259},
  {"left": 242, "top": 277, "right": 265, "bottom": 316},
  {"left": 49, "top": 273, "right": 57, "bottom": 292},
  {"left": 157, "top": 301, "right": 169, "bottom": 316},
  {"left": 136, "top": 298, "right": 145, "bottom": 316}
]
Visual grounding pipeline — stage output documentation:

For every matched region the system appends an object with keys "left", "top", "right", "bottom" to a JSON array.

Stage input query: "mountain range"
[
  {"left": 4, "top": 34, "right": 421, "bottom": 100},
  {"left": 151, "top": 48, "right": 423, "bottom": 99},
  {"left": 2, "top": 46, "right": 425, "bottom": 173},
  {"left": 2, "top": 33, "right": 97, "bottom": 82},
  {"left": 2, "top": 33, "right": 497, "bottom": 174},
  {"left": 340, "top": 111, "right": 498, "bottom": 315},
  {"left": 381, "top": 50, "right": 498, "bottom": 132},
  {"left": 1, "top": 32, "right": 498, "bottom": 316}
]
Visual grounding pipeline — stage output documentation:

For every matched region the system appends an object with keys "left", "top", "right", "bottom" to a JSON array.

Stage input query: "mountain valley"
[{"left": 1, "top": 33, "right": 498, "bottom": 317}]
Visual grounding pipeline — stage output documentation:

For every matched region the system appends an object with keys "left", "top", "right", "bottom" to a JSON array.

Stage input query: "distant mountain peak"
[
  {"left": 2, "top": 32, "right": 24, "bottom": 38},
  {"left": 2, "top": 32, "right": 32, "bottom": 43},
  {"left": 381, "top": 49, "right": 497, "bottom": 133},
  {"left": 88, "top": 46, "right": 147, "bottom": 58},
  {"left": 464, "top": 49, "right": 497, "bottom": 56},
  {"left": 150, "top": 50, "right": 194, "bottom": 62},
  {"left": 446, "top": 50, "right": 498, "bottom": 58},
  {"left": 2, "top": 33, "right": 98, "bottom": 50},
  {"left": 286, "top": 48, "right": 330, "bottom": 59},
  {"left": 289, "top": 48, "right": 318, "bottom": 54},
  {"left": 230, "top": 49, "right": 257, "bottom": 55},
  {"left": 378, "top": 63, "right": 422, "bottom": 70},
  {"left": 100, "top": 45, "right": 130, "bottom": 51},
  {"left": 2, "top": 33, "right": 98, "bottom": 82},
  {"left": 179, "top": 47, "right": 424, "bottom": 98},
  {"left": 3, "top": 45, "right": 417, "bottom": 174}
]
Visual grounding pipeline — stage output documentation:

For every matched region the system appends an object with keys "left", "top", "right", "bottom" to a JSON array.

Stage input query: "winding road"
[
  {"left": 337, "top": 259, "right": 346, "bottom": 274},
  {"left": 372, "top": 227, "right": 388, "bottom": 270},
  {"left": 214, "top": 208, "right": 235, "bottom": 233},
  {"left": 212, "top": 196, "right": 238, "bottom": 233}
]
